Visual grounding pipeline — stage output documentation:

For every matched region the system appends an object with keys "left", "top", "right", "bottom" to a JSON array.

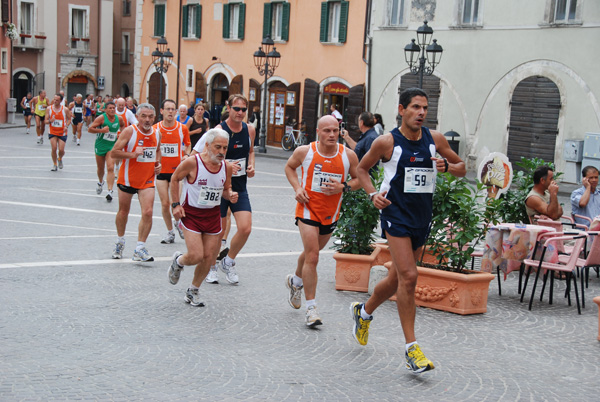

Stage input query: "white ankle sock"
[
  {"left": 406, "top": 341, "right": 418, "bottom": 351},
  {"left": 224, "top": 256, "right": 234, "bottom": 265},
  {"left": 292, "top": 275, "right": 303, "bottom": 287},
  {"left": 360, "top": 305, "right": 372, "bottom": 320},
  {"left": 306, "top": 299, "right": 316, "bottom": 308}
]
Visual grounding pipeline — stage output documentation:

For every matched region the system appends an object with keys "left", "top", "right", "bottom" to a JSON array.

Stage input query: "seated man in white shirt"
[{"left": 570, "top": 165, "right": 600, "bottom": 227}]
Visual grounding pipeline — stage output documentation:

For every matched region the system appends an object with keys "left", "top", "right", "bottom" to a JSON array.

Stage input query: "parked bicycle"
[{"left": 281, "top": 119, "right": 308, "bottom": 151}]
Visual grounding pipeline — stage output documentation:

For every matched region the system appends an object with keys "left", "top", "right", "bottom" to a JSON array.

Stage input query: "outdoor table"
[{"left": 481, "top": 223, "right": 558, "bottom": 280}]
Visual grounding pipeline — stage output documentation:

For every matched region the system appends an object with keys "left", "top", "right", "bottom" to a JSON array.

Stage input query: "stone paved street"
[{"left": 0, "top": 126, "right": 599, "bottom": 401}]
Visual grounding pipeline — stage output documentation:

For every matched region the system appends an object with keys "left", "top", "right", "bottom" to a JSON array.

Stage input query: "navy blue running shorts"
[
  {"left": 220, "top": 190, "right": 251, "bottom": 217},
  {"left": 381, "top": 217, "right": 430, "bottom": 250}
]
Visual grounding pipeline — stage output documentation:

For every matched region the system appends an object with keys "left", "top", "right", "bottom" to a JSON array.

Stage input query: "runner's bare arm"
[
  {"left": 110, "top": 127, "right": 141, "bottom": 160},
  {"left": 222, "top": 162, "right": 238, "bottom": 203},
  {"left": 431, "top": 130, "right": 466, "bottom": 177},
  {"left": 87, "top": 115, "right": 109, "bottom": 134},
  {"left": 170, "top": 157, "right": 196, "bottom": 220},
  {"left": 285, "top": 145, "right": 310, "bottom": 204},
  {"left": 246, "top": 125, "right": 256, "bottom": 178},
  {"left": 358, "top": 134, "right": 394, "bottom": 209}
]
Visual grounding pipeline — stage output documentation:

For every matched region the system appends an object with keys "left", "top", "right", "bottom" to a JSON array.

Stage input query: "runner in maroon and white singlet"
[{"left": 167, "top": 128, "right": 238, "bottom": 307}]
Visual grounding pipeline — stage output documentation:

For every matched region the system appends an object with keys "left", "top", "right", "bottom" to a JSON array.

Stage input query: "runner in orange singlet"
[
  {"left": 45, "top": 94, "right": 71, "bottom": 171},
  {"left": 284, "top": 115, "right": 360, "bottom": 327},
  {"left": 110, "top": 103, "right": 162, "bottom": 262},
  {"left": 154, "top": 99, "right": 191, "bottom": 244}
]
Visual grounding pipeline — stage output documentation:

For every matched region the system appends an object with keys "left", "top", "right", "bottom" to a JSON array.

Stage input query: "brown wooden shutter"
[
  {"left": 508, "top": 76, "right": 561, "bottom": 165},
  {"left": 229, "top": 75, "right": 243, "bottom": 96},
  {"left": 195, "top": 72, "right": 206, "bottom": 101},
  {"left": 346, "top": 84, "right": 365, "bottom": 138},
  {"left": 302, "top": 79, "right": 320, "bottom": 142}
]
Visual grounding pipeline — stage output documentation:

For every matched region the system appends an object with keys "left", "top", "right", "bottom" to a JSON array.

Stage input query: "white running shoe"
[
  {"left": 58, "top": 159, "right": 63, "bottom": 169},
  {"left": 50, "top": 165, "right": 58, "bottom": 172},
  {"left": 285, "top": 274, "right": 303, "bottom": 309},
  {"left": 168, "top": 251, "right": 184, "bottom": 285},
  {"left": 112, "top": 241, "right": 124, "bottom": 259},
  {"left": 220, "top": 258, "right": 239, "bottom": 284},
  {"left": 72, "top": 135, "right": 76, "bottom": 142},
  {"left": 184, "top": 288, "right": 205, "bottom": 307},
  {"left": 132, "top": 247, "right": 154, "bottom": 262},
  {"left": 306, "top": 306, "right": 323, "bottom": 328},
  {"left": 173, "top": 219, "right": 184, "bottom": 239},
  {"left": 205, "top": 266, "right": 219, "bottom": 284},
  {"left": 161, "top": 231, "right": 175, "bottom": 244},
  {"left": 77, "top": 139, "right": 80, "bottom": 146},
  {"left": 96, "top": 182, "right": 104, "bottom": 195},
  {"left": 106, "top": 190, "right": 113, "bottom": 202}
]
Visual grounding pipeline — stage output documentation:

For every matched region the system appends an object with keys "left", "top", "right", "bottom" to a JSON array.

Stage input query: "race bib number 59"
[{"left": 404, "top": 168, "right": 434, "bottom": 193}]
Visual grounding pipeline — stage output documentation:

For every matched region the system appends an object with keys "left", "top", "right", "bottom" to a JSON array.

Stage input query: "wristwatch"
[
  {"left": 369, "top": 191, "right": 378, "bottom": 200},
  {"left": 171, "top": 202, "right": 180, "bottom": 209},
  {"left": 343, "top": 182, "right": 351, "bottom": 193}
]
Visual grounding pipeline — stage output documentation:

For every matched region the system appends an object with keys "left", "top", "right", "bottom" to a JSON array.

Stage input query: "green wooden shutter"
[
  {"left": 238, "top": 3, "right": 246, "bottom": 40},
  {"left": 263, "top": 3, "right": 272, "bottom": 39},
  {"left": 181, "top": 5, "right": 189, "bottom": 38},
  {"left": 319, "top": 2, "right": 329, "bottom": 42},
  {"left": 196, "top": 5, "right": 202, "bottom": 38},
  {"left": 339, "top": 1, "right": 349, "bottom": 43},
  {"left": 222, "top": 3, "right": 230, "bottom": 39},
  {"left": 281, "top": 2, "right": 290, "bottom": 41},
  {"left": 154, "top": 4, "right": 165, "bottom": 37}
]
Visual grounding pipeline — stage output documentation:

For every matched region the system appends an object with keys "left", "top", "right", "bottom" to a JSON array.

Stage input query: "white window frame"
[
  {"left": 460, "top": 0, "right": 482, "bottom": 26},
  {"left": 385, "top": 0, "right": 408, "bottom": 27},
  {"left": 18, "top": 1, "right": 36, "bottom": 46},
  {"left": 553, "top": 0, "right": 578, "bottom": 23},
  {"left": 271, "top": 2, "right": 283, "bottom": 41},
  {"left": 69, "top": 5, "right": 90, "bottom": 51},
  {"left": 328, "top": 2, "right": 341, "bottom": 43},
  {"left": 1, "top": 48, "right": 8, "bottom": 73},
  {"left": 186, "top": 65, "right": 194, "bottom": 92},
  {"left": 229, "top": 2, "right": 240, "bottom": 39},
  {"left": 121, "top": 33, "right": 130, "bottom": 64},
  {"left": 187, "top": 5, "right": 198, "bottom": 38}
]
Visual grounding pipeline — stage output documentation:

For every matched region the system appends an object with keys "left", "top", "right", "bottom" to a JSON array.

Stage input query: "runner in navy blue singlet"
[{"left": 350, "top": 88, "right": 466, "bottom": 374}]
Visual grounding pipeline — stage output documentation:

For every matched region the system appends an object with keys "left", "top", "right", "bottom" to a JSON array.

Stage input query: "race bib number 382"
[
  {"left": 404, "top": 167, "right": 434, "bottom": 193},
  {"left": 198, "top": 186, "right": 223, "bottom": 206}
]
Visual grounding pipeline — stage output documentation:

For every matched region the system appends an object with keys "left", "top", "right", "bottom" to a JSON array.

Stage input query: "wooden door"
[
  {"left": 508, "top": 76, "right": 561, "bottom": 165},
  {"left": 267, "top": 90, "right": 287, "bottom": 145}
]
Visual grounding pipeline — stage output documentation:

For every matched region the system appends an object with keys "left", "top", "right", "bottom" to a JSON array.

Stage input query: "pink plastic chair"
[
  {"left": 558, "top": 231, "right": 600, "bottom": 308},
  {"left": 521, "top": 233, "right": 587, "bottom": 314}
]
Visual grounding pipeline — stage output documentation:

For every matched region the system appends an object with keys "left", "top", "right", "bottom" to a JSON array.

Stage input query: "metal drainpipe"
[
  {"left": 97, "top": 0, "right": 101, "bottom": 94},
  {"left": 176, "top": 0, "right": 183, "bottom": 105},
  {"left": 362, "top": 0, "right": 372, "bottom": 110}
]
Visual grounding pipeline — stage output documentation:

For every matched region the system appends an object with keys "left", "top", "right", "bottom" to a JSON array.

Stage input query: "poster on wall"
[
  {"left": 276, "top": 106, "right": 285, "bottom": 125},
  {"left": 249, "top": 88, "right": 256, "bottom": 101},
  {"left": 269, "top": 93, "right": 275, "bottom": 124},
  {"left": 286, "top": 91, "right": 295, "bottom": 106}
]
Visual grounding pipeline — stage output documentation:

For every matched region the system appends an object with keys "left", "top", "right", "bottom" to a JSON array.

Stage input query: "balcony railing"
[
  {"left": 18, "top": 31, "right": 46, "bottom": 50},
  {"left": 69, "top": 36, "right": 90, "bottom": 53}
]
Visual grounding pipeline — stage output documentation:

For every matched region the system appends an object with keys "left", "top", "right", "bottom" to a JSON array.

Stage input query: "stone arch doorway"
[
  {"left": 507, "top": 76, "right": 561, "bottom": 165},
  {"left": 210, "top": 73, "right": 229, "bottom": 122},
  {"left": 13, "top": 71, "right": 33, "bottom": 113}
]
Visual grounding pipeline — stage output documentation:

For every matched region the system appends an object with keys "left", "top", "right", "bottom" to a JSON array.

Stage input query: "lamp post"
[
  {"left": 403, "top": 21, "right": 443, "bottom": 89},
  {"left": 151, "top": 36, "right": 173, "bottom": 117},
  {"left": 253, "top": 35, "right": 281, "bottom": 154}
]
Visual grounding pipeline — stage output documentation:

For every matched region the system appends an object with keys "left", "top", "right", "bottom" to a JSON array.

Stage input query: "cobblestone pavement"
[{"left": 1, "top": 127, "right": 599, "bottom": 401}]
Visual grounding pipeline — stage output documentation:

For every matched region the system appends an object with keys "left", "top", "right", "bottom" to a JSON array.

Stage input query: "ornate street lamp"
[
  {"left": 253, "top": 35, "right": 281, "bottom": 154},
  {"left": 151, "top": 36, "right": 173, "bottom": 116},
  {"left": 404, "top": 21, "right": 443, "bottom": 89}
]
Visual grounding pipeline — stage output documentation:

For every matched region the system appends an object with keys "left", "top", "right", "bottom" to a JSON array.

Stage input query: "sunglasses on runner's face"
[{"left": 231, "top": 107, "right": 247, "bottom": 112}]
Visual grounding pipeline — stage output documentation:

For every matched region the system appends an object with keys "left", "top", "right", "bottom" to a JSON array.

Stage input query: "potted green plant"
[
  {"left": 410, "top": 173, "right": 500, "bottom": 314},
  {"left": 331, "top": 167, "right": 384, "bottom": 292}
]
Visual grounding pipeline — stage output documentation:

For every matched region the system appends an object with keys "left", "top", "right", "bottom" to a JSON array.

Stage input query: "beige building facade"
[
  {"left": 136, "top": 0, "right": 368, "bottom": 145},
  {"left": 368, "top": 0, "right": 600, "bottom": 181}
]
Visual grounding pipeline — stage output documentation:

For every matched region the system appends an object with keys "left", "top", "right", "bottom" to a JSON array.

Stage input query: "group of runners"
[{"left": 21, "top": 86, "right": 465, "bottom": 374}]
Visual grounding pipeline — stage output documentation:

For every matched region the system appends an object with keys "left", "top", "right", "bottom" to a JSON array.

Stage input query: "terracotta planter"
[
  {"left": 383, "top": 262, "right": 495, "bottom": 315},
  {"left": 373, "top": 243, "right": 391, "bottom": 265},
  {"left": 594, "top": 296, "right": 600, "bottom": 341},
  {"left": 333, "top": 247, "right": 381, "bottom": 292}
]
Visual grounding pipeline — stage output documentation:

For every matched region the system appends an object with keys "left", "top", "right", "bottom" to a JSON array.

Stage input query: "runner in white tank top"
[{"left": 167, "top": 128, "right": 238, "bottom": 307}]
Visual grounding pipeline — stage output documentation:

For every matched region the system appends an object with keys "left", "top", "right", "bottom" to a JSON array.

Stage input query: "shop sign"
[{"left": 323, "top": 83, "right": 349, "bottom": 95}]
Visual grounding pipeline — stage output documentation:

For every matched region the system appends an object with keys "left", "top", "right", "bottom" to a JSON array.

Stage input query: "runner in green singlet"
[{"left": 88, "top": 101, "right": 124, "bottom": 202}]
